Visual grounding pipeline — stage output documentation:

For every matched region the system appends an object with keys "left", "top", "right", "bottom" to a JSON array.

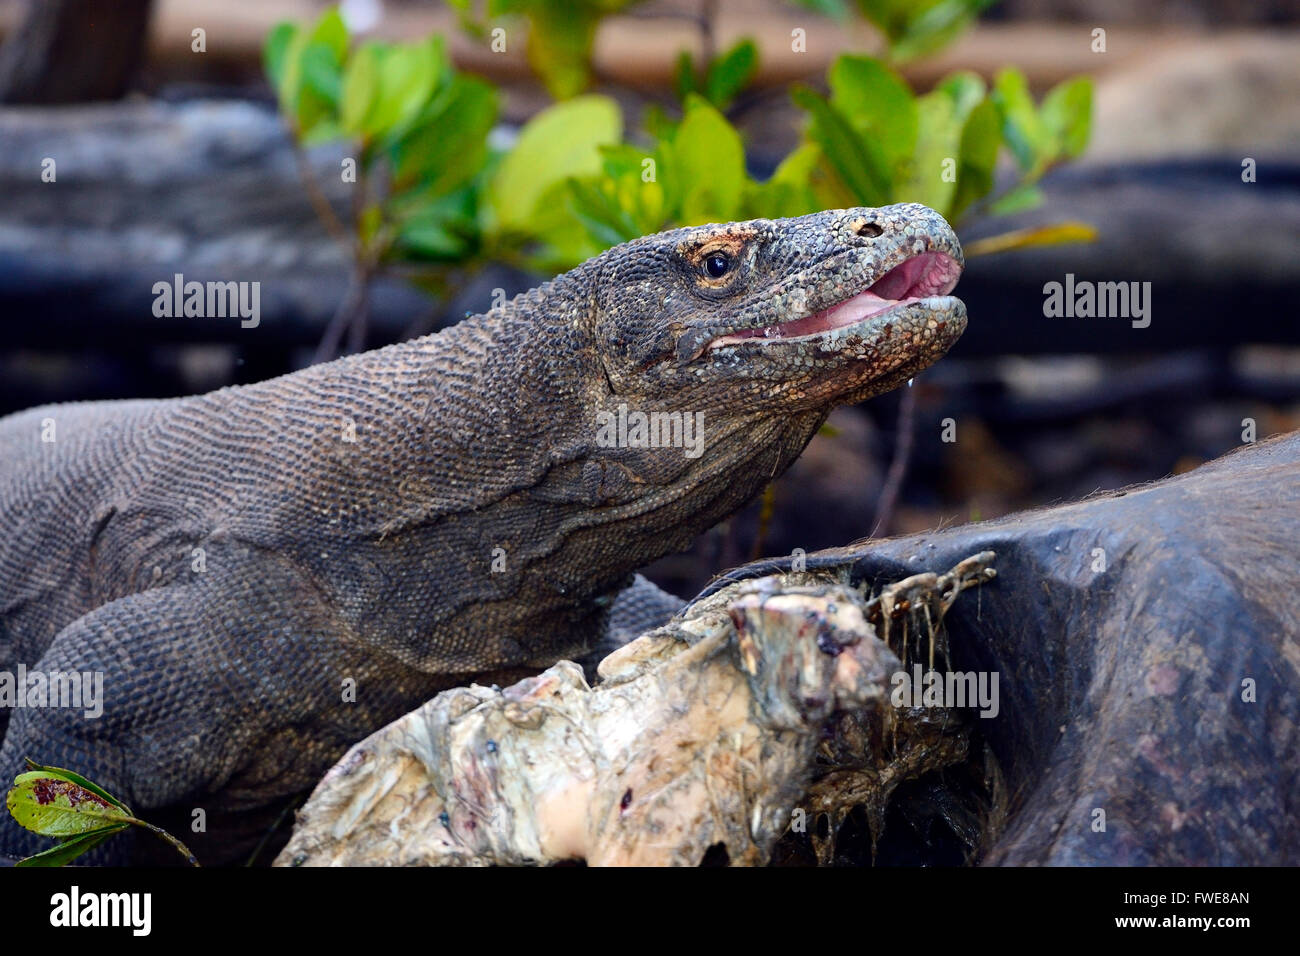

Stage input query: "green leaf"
[
  {"left": 672, "top": 95, "right": 747, "bottom": 223},
  {"left": 263, "top": 22, "right": 298, "bottom": 97},
  {"left": 899, "top": 90, "right": 957, "bottom": 214},
  {"left": 566, "top": 178, "right": 641, "bottom": 247},
  {"left": 390, "top": 74, "right": 498, "bottom": 194},
  {"left": 21, "top": 760, "right": 131, "bottom": 812},
  {"left": 388, "top": 182, "right": 479, "bottom": 242},
  {"left": 642, "top": 103, "right": 679, "bottom": 143},
  {"left": 340, "top": 37, "right": 444, "bottom": 141},
  {"left": 370, "top": 38, "right": 443, "bottom": 138},
  {"left": 7, "top": 770, "right": 135, "bottom": 838},
  {"left": 300, "top": 41, "right": 344, "bottom": 108},
  {"left": 15, "top": 826, "right": 127, "bottom": 867},
  {"left": 299, "top": 119, "right": 344, "bottom": 147},
  {"left": 1040, "top": 76, "right": 1092, "bottom": 159},
  {"left": 950, "top": 96, "right": 999, "bottom": 222},
  {"left": 793, "top": 0, "right": 851, "bottom": 20},
  {"left": 513, "top": 179, "right": 607, "bottom": 271},
  {"left": 396, "top": 216, "right": 473, "bottom": 260},
  {"left": 489, "top": 94, "right": 623, "bottom": 234},
  {"left": 827, "top": 55, "right": 917, "bottom": 178},
  {"left": 596, "top": 144, "right": 667, "bottom": 234},
  {"left": 8, "top": 763, "right": 198, "bottom": 865},
  {"left": 903, "top": 71, "right": 993, "bottom": 220},
  {"left": 309, "top": 7, "right": 348, "bottom": 62},
  {"left": 598, "top": 142, "right": 651, "bottom": 179},
  {"left": 889, "top": 0, "right": 998, "bottom": 63},
  {"left": 525, "top": 0, "right": 603, "bottom": 100},
  {"left": 936, "top": 69, "right": 986, "bottom": 124},
  {"left": 705, "top": 38, "right": 758, "bottom": 110},
  {"left": 991, "top": 67, "right": 1049, "bottom": 174},
  {"left": 792, "top": 85, "right": 890, "bottom": 206},
  {"left": 270, "top": 10, "right": 350, "bottom": 139},
  {"left": 674, "top": 50, "right": 698, "bottom": 102},
  {"left": 650, "top": 136, "right": 680, "bottom": 220},
  {"left": 340, "top": 42, "right": 381, "bottom": 136},
  {"left": 280, "top": 36, "right": 322, "bottom": 133},
  {"left": 746, "top": 142, "right": 820, "bottom": 218},
  {"left": 852, "top": 0, "right": 916, "bottom": 46},
  {"left": 988, "top": 182, "right": 1045, "bottom": 216}
]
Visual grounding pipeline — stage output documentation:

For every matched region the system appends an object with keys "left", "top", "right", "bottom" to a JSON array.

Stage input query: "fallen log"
[{"left": 705, "top": 430, "right": 1300, "bottom": 865}]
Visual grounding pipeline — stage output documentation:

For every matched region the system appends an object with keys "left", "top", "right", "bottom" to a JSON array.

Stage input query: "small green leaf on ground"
[
  {"left": 14, "top": 827, "right": 128, "bottom": 867},
  {"left": 7, "top": 769, "right": 134, "bottom": 837}
]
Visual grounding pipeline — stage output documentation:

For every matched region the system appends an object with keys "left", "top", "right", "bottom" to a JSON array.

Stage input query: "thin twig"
[
  {"left": 125, "top": 816, "right": 199, "bottom": 866},
  {"left": 871, "top": 384, "right": 918, "bottom": 538},
  {"left": 698, "top": 0, "right": 718, "bottom": 72},
  {"left": 245, "top": 796, "right": 305, "bottom": 867},
  {"left": 308, "top": 140, "right": 380, "bottom": 362},
  {"left": 313, "top": 265, "right": 370, "bottom": 365},
  {"left": 292, "top": 141, "right": 352, "bottom": 250},
  {"left": 346, "top": 278, "right": 370, "bottom": 354}
]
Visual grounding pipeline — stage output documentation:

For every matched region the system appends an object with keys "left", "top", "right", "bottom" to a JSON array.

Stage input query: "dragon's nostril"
[{"left": 856, "top": 221, "right": 883, "bottom": 238}]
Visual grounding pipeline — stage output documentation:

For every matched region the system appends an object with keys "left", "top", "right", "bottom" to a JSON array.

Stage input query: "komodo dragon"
[{"left": 0, "top": 203, "right": 965, "bottom": 863}]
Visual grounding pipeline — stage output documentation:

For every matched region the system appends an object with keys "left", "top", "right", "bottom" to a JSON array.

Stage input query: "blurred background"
[{"left": 0, "top": 0, "right": 1297, "bottom": 597}]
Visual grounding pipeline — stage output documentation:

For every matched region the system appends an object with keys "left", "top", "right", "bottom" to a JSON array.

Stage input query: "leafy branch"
[
  {"left": 6, "top": 761, "right": 197, "bottom": 866},
  {"left": 265, "top": 4, "right": 1097, "bottom": 344},
  {"left": 265, "top": 8, "right": 498, "bottom": 358}
]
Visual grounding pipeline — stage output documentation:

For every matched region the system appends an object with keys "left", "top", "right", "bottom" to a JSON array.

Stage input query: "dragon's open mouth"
[{"left": 708, "top": 251, "right": 963, "bottom": 350}]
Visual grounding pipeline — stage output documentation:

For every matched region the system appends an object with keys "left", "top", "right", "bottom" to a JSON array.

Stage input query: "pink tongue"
[
  {"left": 721, "top": 290, "right": 897, "bottom": 342},
  {"left": 705, "top": 251, "right": 961, "bottom": 349}
]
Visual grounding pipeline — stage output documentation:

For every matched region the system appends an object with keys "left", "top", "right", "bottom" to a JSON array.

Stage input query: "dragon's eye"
[{"left": 703, "top": 252, "right": 731, "bottom": 278}]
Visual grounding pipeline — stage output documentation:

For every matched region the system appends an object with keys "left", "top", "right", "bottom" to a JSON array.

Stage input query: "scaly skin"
[{"left": 0, "top": 203, "right": 965, "bottom": 862}]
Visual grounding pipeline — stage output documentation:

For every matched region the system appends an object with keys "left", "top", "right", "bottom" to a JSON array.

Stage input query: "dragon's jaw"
[{"left": 707, "top": 252, "right": 963, "bottom": 350}]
